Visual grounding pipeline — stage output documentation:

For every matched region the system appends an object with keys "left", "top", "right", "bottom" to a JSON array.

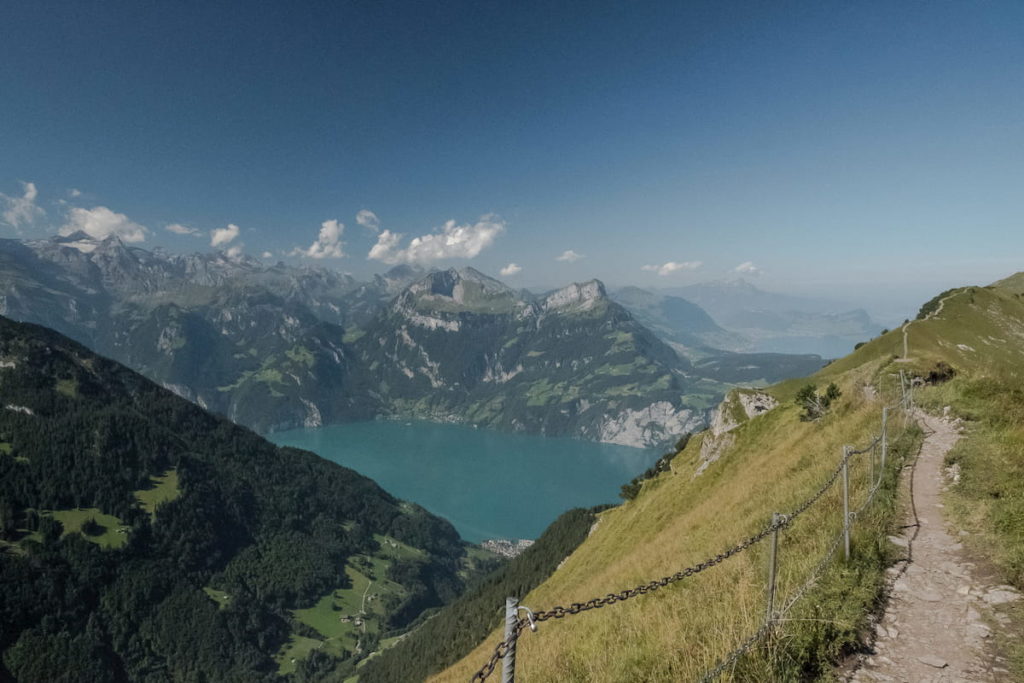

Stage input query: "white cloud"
[
  {"left": 367, "top": 215, "right": 505, "bottom": 264},
  {"left": 225, "top": 244, "right": 244, "bottom": 259},
  {"left": 500, "top": 263, "right": 522, "bottom": 276},
  {"left": 555, "top": 249, "right": 584, "bottom": 263},
  {"left": 69, "top": 188, "right": 82, "bottom": 198},
  {"left": 292, "top": 219, "right": 345, "bottom": 259},
  {"left": 368, "top": 229, "right": 402, "bottom": 261},
  {"left": 261, "top": 251, "right": 274, "bottom": 258},
  {"left": 1, "top": 181, "right": 45, "bottom": 229},
  {"left": 356, "top": 209, "right": 380, "bottom": 232},
  {"left": 166, "top": 223, "right": 200, "bottom": 236},
  {"left": 734, "top": 261, "right": 761, "bottom": 275},
  {"left": 641, "top": 261, "right": 703, "bottom": 276},
  {"left": 210, "top": 223, "right": 240, "bottom": 247},
  {"left": 60, "top": 206, "right": 147, "bottom": 242}
]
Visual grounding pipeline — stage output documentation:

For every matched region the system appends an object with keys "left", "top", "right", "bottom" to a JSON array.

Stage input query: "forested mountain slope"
[
  {"left": 430, "top": 276, "right": 1024, "bottom": 681},
  {"left": 0, "top": 316, "right": 474, "bottom": 682}
]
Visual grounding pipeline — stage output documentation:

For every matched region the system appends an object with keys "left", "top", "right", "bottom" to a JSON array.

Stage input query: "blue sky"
[{"left": 2, "top": 0, "right": 1022, "bottom": 320}]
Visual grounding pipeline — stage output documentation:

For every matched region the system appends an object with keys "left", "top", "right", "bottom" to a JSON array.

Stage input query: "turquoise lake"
[{"left": 270, "top": 421, "right": 661, "bottom": 543}]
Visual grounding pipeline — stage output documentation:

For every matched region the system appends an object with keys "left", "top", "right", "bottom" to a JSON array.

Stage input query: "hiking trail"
[{"left": 849, "top": 411, "right": 1020, "bottom": 682}]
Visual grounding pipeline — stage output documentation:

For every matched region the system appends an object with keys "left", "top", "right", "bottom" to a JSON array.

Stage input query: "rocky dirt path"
[{"left": 850, "top": 411, "right": 1020, "bottom": 682}]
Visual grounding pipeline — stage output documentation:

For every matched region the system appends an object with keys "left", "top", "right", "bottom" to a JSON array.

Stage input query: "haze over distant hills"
[
  {"left": 663, "top": 279, "right": 881, "bottom": 358},
  {"left": 0, "top": 234, "right": 831, "bottom": 446}
]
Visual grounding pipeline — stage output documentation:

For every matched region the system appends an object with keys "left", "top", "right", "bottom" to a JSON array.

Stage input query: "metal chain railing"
[
  {"left": 533, "top": 513, "right": 786, "bottom": 623},
  {"left": 470, "top": 382, "right": 917, "bottom": 682},
  {"left": 469, "top": 620, "right": 528, "bottom": 683},
  {"left": 699, "top": 388, "right": 916, "bottom": 682}
]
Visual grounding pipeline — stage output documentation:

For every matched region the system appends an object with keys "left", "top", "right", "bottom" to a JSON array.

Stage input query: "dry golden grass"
[
  {"left": 427, "top": 278, "right": 1024, "bottom": 682},
  {"left": 435, "top": 360, "right": 902, "bottom": 682}
]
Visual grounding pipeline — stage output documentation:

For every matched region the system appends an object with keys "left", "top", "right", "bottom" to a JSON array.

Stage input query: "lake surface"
[{"left": 271, "top": 421, "right": 660, "bottom": 543}]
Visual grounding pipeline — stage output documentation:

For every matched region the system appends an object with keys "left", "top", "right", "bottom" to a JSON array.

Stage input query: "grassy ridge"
[
  {"left": 434, "top": 357, "right": 915, "bottom": 681},
  {"left": 914, "top": 376, "right": 1024, "bottom": 677},
  {"left": 893, "top": 282, "right": 1024, "bottom": 676},
  {"left": 434, "top": 276, "right": 1024, "bottom": 682}
]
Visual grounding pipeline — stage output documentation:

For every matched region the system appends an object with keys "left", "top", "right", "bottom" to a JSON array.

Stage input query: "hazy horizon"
[{"left": 3, "top": 1, "right": 1022, "bottom": 326}]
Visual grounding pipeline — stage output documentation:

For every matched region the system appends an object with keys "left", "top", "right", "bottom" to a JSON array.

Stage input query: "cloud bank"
[
  {"left": 641, "top": 261, "right": 702, "bottom": 276},
  {"left": 1, "top": 181, "right": 45, "bottom": 230},
  {"left": 60, "top": 206, "right": 147, "bottom": 242},
  {"left": 734, "top": 261, "right": 761, "bottom": 275},
  {"left": 368, "top": 215, "right": 504, "bottom": 265},
  {"left": 555, "top": 249, "right": 583, "bottom": 263},
  {"left": 293, "top": 219, "right": 345, "bottom": 259},
  {"left": 166, "top": 223, "right": 200, "bottom": 236},
  {"left": 356, "top": 209, "right": 380, "bottom": 232},
  {"left": 210, "top": 223, "right": 240, "bottom": 247}
]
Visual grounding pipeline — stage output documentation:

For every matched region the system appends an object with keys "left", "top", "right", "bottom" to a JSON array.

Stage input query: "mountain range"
[{"left": 0, "top": 234, "right": 827, "bottom": 447}]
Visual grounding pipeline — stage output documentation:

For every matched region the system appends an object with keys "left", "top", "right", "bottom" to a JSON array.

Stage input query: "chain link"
[
  {"left": 469, "top": 619, "right": 527, "bottom": 682},
  {"left": 532, "top": 517, "right": 780, "bottom": 623},
  {"left": 848, "top": 433, "right": 882, "bottom": 456}
]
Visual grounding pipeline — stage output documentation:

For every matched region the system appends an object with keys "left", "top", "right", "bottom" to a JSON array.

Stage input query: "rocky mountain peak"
[
  {"left": 542, "top": 279, "right": 607, "bottom": 312},
  {"left": 396, "top": 267, "right": 519, "bottom": 314}
]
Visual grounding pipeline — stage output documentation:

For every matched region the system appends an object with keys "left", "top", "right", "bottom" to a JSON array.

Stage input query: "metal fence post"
[
  {"left": 880, "top": 406, "right": 888, "bottom": 477},
  {"left": 502, "top": 597, "right": 518, "bottom": 683},
  {"left": 842, "top": 446, "right": 851, "bottom": 561},
  {"left": 869, "top": 441, "right": 875, "bottom": 489},
  {"left": 765, "top": 512, "right": 780, "bottom": 625}
]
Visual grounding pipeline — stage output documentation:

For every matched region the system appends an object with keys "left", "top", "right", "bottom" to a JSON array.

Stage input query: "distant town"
[{"left": 480, "top": 538, "right": 534, "bottom": 559}]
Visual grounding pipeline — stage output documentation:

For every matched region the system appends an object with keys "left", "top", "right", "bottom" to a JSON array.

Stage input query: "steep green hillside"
[
  {"left": 0, "top": 316, "right": 475, "bottom": 682},
  {"left": 823, "top": 281, "right": 1024, "bottom": 674},
  {"left": 435, "top": 364, "right": 917, "bottom": 681},
  {"left": 432, "top": 275, "right": 1024, "bottom": 681}
]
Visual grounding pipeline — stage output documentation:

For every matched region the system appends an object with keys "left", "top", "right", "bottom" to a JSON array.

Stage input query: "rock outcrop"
[{"left": 695, "top": 390, "right": 778, "bottom": 476}]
